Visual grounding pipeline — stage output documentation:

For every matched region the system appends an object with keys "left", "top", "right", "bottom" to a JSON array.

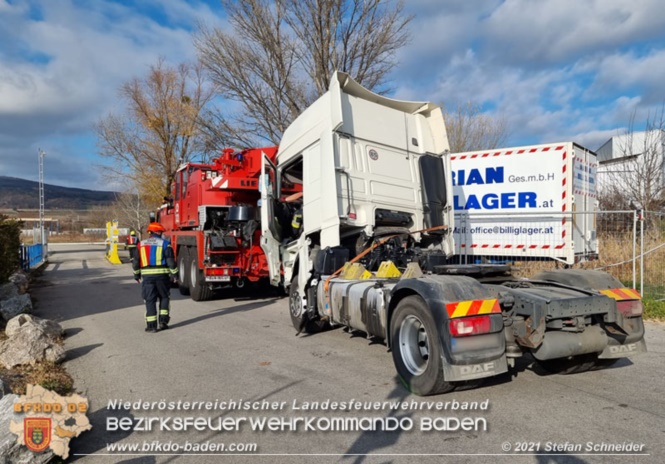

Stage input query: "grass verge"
[
  {"left": 0, "top": 321, "right": 74, "bottom": 396},
  {"left": 0, "top": 361, "right": 74, "bottom": 396},
  {"left": 643, "top": 298, "right": 665, "bottom": 321}
]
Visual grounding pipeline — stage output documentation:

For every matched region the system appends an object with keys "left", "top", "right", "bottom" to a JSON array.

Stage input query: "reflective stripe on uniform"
[
  {"left": 159, "top": 309, "right": 169, "bottom": 315},
  {"left": 141, "top": 268, "right": 171, "bottom": 275},
  {"left": 140, "top": 247, "right": 148, "bottom": 267},
  {"left": 139, "top": 237, "right": 169, "bottom": 267},
  {"left": 146, "top": 315, "right": 157, "bottom": 322},
  {"left": 155, "top": 245, "right": 163, "bottom": 266}
]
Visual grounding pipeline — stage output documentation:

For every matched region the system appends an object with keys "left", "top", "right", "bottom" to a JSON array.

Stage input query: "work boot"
[
  {"left": 159, "top": 322, "right": 169, "bottom": 330},
  {"left": 145, "top": 323, "right": 158, "bottom": 333},
  {"left": 159, "top": 315, "right": 170, "bottom": 331}
]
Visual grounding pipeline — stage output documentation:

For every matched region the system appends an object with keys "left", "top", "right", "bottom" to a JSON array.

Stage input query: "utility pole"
[{"left": 38, "top": 148, "right": 46, "bottom": 259}]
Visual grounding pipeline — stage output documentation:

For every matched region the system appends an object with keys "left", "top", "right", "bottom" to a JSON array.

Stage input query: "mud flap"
[
  {"left": 597, "top": 338, "right": 647, "bottom": 359},
  {"left": 442, "top": 355, "right": 508, "bottom": 382}
]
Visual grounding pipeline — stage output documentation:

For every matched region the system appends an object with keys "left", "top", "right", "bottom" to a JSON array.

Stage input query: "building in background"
[{"left": 595, "top": 130, "right": 665, "bottom": 211}]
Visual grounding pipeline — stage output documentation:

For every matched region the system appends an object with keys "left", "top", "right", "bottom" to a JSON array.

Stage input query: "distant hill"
[{"left": 0, "top": 176, "right": 117, "bottom": 209}]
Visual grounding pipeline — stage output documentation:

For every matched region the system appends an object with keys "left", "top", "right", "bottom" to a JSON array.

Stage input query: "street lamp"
[{"left": 38, "top": 148, "right": 46, "bottom": 259}]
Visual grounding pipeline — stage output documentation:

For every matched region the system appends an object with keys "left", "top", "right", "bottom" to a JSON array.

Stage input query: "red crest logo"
[{"left": 24, "top": 418, "right": 51, "bottom": 453}]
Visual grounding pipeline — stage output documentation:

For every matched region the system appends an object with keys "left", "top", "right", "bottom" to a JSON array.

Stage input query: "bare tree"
[
  {"left": 82, "top": 189, "right": 152, "bottom": 237},
  {"left": 112, "top": 190, "right": 154, "bottom": 238},
  {"left": 598, "top": 108, "right": 665, "bottom": 212},
  {"left": 85, "top": 205, "right": 117, "bottom": 228},
  {"left": 444, "top": 102, "right": 510, "bottom": 153},
  {"left": 96, "top": 59, "right": 216, "bottom": 206},
  {"left": 194, "top": 0, "right": 412, "bottom": 146}
]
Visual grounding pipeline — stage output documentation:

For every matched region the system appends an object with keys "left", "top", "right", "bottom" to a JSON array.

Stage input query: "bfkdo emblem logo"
[
  {"left": 10, "top": 385, "right": 92, "bottom": 459},
  {"left": 24, "top": 418, "right": 52, "bottom": 453}
]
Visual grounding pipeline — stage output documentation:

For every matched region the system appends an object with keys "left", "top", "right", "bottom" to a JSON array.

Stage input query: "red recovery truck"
[{"left": 157, "top": 147, "right": 278, "bottom": 301}]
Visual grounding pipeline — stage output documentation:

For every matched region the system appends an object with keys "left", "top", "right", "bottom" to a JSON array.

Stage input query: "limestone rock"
[
  {"left": 0, "top": 322, "right": 65, "bottom": 369},
  {"left": 0, "top": 294, "right": 32, "bottom": 321},
  {"left": 0, "top": 283, "right": 18, "bottom": 301},
  {"left": 8, "top": 272, "right": 29, "bottom": 295},
  {"left": 5, "top": 314, "right": 64, "bottom": 340}
]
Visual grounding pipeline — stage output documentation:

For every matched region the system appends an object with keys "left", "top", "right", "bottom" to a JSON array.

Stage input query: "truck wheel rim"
[
  {"left": 399, "top": 315, "right": 429, "bottom": 375},
  {"left": 290, "top": 287, "right": 302, "bottom": 318}
]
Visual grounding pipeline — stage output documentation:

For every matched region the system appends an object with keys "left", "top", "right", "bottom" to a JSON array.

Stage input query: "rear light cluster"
[
  {"left": 446, "top": 299, "right": 501, "bottom": 337},
  {"left": 205, "top": 267, "right": 240, "bottom": 276},
  {"left": 616, "top": 300, "right": 643, "bottom": 317},
  {"left": 449, "top": 316, "right": 492, "bottom": 337},
  {"left": 598, "top": 288, "right": 643, "bottom": 318}
]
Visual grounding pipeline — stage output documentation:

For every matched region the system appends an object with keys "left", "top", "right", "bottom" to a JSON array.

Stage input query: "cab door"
[{"left": 260, "top": 152, "right": 282, "bottom": 286}]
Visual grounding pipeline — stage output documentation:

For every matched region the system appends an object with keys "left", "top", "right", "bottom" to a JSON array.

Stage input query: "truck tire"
[
  {"left": 289, "top": 277, "right": 327, "bottom": 334},
  {"left": 391, "top": 296, "right": 455, "bottom": 396},
  {"left": 177, "top": 247, "right": 190, "bottom": 296},
  {"left": 188, "top": 247, "right": 213, "bottom": 301}
]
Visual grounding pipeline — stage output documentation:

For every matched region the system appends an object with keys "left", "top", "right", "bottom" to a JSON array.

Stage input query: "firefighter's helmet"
[
  {"left": 130, "top": 230, "right": 136, "bottom": 236},
  {"left": 147, "top": 222, "right": 165, "bottom": 234}
]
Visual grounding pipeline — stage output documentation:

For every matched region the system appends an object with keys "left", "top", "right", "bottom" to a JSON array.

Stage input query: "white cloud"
[
  {"left": 391, "top": 0, "right": 665, "bottom": 154},
  {"left": 572, "top": 129, "right": 624, "bottom": 151},
  {"left": 0, "top": 0, "right": 23, "bottom": 13},
  {"left": 396, "top": 0, "right": 499, "bottom": 83},
  {"left": 1, "top": 0, "right": 665, "bottom": 189},
  {"left": 0, "top": 0, "right": 223, "bottom": 188},
  {"left": 0, "top": 1, "right": 198, "bottom": 115},
  {"left": 590, "top": 49, "right": 665, "bottom": 103},
  {"left": 482, "top": 0, "right": 665, "bottom": 65}
]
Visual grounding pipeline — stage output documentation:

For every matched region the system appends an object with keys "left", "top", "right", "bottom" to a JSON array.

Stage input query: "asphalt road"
[{"left": 28, "top": 243, "right": 665, "bottom": 464}]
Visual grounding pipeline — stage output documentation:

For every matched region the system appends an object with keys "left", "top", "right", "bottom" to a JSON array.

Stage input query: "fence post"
[
  {"left": 19, "top": 244, "right": 25, "bottom": 271},
  {"left": 640, "top": 210, "right": 644, "bottom": 295},
  {"left": 632, "top": 211, "right": 637, "bottom": 289}
]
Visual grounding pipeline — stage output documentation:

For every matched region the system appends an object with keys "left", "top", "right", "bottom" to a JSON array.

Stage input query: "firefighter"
[
  {"left": 126, "top": 230, "right": 139, "bottom": 261},
  {"left": 132, "top": 223, "right": 177, "bottom": 332},
  {"left": 290, "top": 206, "right": 303, "bottom": 237},
  {"left": 284, "top": 191, "right": 303, "bottom": 240}
]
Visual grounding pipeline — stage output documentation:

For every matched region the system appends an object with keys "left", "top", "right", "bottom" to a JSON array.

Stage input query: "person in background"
[
  {"left": 126, "top": 229, "right": 139, "bottom": 261},
  {"left": 132, "top": 223, "right": 177, "bottom": 333},
  {"left": 284, "top": 191, "right": 303, "bottom": 241}
]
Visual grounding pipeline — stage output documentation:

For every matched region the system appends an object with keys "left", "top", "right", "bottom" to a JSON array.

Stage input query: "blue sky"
[{"left": 1, "top": 0, "right": 664, "bottom": 190}]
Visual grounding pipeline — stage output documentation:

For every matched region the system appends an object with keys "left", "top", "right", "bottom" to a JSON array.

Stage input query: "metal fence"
[
  {"left": 454, "top": 210, "right": 665, "bottom": 300},
  {"left": 19, "top": 243, "right": 46, "bottom": 270},
  {"left": 11, "top": 211, "right": 665, "bottom": 298},
  {"left": 630, "top": 210, "right": 665, "bottom": 300}
]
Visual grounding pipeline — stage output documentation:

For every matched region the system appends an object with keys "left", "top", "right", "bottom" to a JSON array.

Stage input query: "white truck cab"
[
  {"left": 261, "top": 72, "right": 455, "bottom": 292},
  {"left": 259, "top": 72, "right": 645, "bottom": 397}
]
